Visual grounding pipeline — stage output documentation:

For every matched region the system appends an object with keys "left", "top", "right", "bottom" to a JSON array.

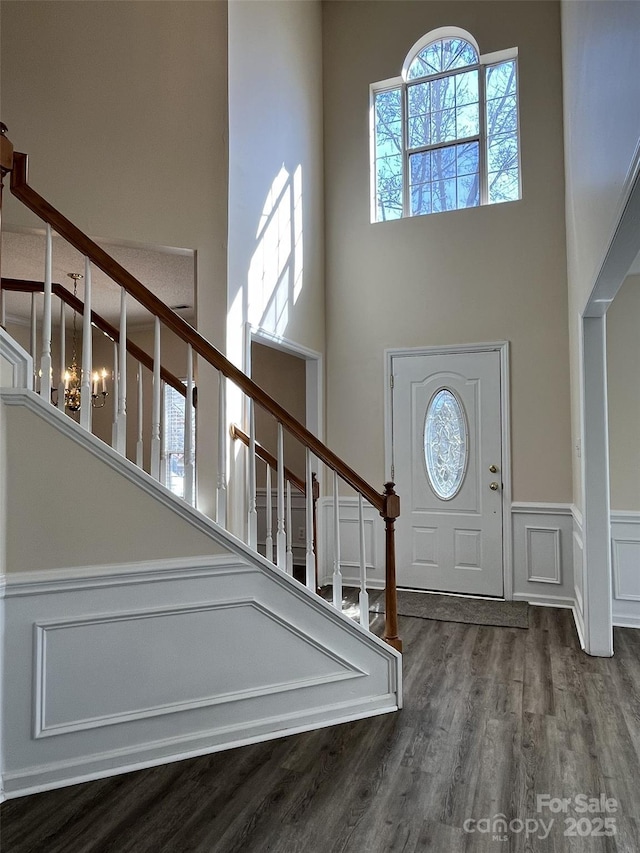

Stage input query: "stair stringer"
[{"left": 0, "top": 389, "right": 401, "bottom": 800}]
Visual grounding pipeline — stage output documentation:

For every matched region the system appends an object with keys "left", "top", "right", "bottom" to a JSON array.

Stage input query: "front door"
[{"left": 391, "top": 350, "right": 504, "bottom": 596}]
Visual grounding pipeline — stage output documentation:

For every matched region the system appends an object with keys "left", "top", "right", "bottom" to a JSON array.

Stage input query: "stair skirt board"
[{"left": 0, "top": 392, "right": 401, "bottom": 799}]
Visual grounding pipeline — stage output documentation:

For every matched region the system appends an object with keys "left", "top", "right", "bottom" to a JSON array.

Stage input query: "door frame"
[{"left": 384, "top": 342, "right": 513, "bottom": 599}]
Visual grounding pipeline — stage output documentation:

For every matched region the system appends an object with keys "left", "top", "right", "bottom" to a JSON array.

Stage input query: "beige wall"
[
  {"left": 607, "top": 274, "right": 640, "bottom": 512},
  {"left": 322, "top": 1, "right": 571, "bottom": 501},
  {"left": 227, "top": 0, "right": 325, "bottom": 364},
  {"left": 252, "top": 342, "right": 306, "bottom": 484},
  {"left": 1, "top": 402, "right": 223, "bottom": 573},
  {"left": 1, "top": 0, "right": 228, "bottom": 517},
  {"left": 561, "top": 0, "right": 640, "bottom": 509},
  {"left": 227, "top": 0, "right": 325, "bottom": 535}
]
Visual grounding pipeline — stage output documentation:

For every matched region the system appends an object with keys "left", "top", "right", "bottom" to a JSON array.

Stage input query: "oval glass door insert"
[{"left": 424, "top": 388, "right": 468, "bottom": 500}]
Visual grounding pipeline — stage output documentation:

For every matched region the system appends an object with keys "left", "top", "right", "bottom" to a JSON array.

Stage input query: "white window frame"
[{"left": 370, "top": 29, "right": 520, "bottom": 223}]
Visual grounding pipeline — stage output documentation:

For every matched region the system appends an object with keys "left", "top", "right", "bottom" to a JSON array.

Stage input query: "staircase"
[{"left": 0, "top": 126, "right": 402, "bottom": 800}]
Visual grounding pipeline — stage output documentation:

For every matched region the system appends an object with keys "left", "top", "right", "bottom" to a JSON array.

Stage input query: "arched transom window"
[{"left": 371, "top": 28, "right": 520, "bottom": 221}]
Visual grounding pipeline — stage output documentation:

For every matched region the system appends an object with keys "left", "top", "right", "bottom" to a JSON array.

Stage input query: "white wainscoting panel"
[
  {"left": 511, "top": 504, "right": 575, "bottom": 607},
  {"left": 317, "top": 497, "right": 384, "bottom": 588},
  {"left": 2, "top": 555, "right": 400, "bottom": 799},
  {"left": 611, "top": 512, "right": 640, "bottom": 628}
]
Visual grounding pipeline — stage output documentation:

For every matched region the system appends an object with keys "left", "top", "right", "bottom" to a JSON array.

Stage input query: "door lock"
[
  {"left": 489, "top": 464, "right": 498, "bottom": 473},
  {"left": 489, "top": 482, "right": 500, "bottom": 491}
]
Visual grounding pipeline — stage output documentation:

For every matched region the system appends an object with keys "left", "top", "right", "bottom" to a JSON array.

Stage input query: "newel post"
[
  {"left": 0, "top": 123, "right": 15, "bottom": 325},
  {"left": 382, "top": 482, "right": 402, "bottom": 652}
]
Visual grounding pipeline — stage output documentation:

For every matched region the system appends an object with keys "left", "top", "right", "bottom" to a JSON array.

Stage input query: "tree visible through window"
[{"left": 372, "top": 29, "right": 520, "bottom": 221}]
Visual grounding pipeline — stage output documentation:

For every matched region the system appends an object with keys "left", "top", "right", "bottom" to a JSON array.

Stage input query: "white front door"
[{"left": 391, "top": 350, "right": 504, "bottom": 596}]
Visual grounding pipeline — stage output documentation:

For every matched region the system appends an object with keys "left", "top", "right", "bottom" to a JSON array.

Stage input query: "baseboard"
[
  {"left": 613, "top": 615, "right": 640, "bottom": 629},
  {"left": 512, "top": 592, "right": 576, "bottom": 609},
  {"left": 2, "top": 696, "right": 399, "bottom": 800}
]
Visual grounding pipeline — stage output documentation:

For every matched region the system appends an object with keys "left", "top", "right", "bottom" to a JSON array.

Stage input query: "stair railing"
[{"left": 0, "top": 129, "right": 402, "bottom": 651}]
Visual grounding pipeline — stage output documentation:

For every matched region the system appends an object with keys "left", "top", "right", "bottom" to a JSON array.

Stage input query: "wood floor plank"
[{"left": 3, "top": 602, "right": 640, "bottom": 853}]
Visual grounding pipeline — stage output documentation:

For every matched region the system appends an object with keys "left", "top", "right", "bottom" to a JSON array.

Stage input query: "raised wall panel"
[
  {"left": 525, "top": 526, "right": 562, "bottom": 584},
  {"left": 34, "top": 600, "right": 362, "bottom": 738}
]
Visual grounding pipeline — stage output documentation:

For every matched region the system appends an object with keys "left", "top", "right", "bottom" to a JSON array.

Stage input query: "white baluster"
[
  {"left": 305, "top": 448, "right": 316, "bottom": 591},
  {"left": 265, "top": 464, "right": 273, "bottom": 562},
  {"left": 160, "top": 383, "right": 168, "bottom": 485},
  {"left": 40, "top": 224, "right": 52, "bottom": 401},
  {"left": 114, "top": 287, "right": 127, "bottom": 454},
  {"left": 358, "top": 493, "right": 370, "bottom": 630},
  {"left": 333, "top": 470, "right": 342, "bottom": 609},
  {"left": 276, "top": 423, "right": 286, "bottom": 568},
  {"left": 286, "top": 480, "right": 293, "bottom": 575},
  {"left": 80, "top": 257, "right": 92, "bottom": 431},
  {"left": 136, "top": 362, "right": 144, "bottom": 468},
  {"left": 30, "top": 292, "right": 37, "bottom": 386},
  {"left": 111, "top": 343, "right": 118, "bottom": 448},
  {"left": 57, "top": 299, "right": 66, "bottom": 410},
  {"left": 1, "top": 287, "right": 5, "bottom": 327},
  {"left": 184, "top": 344, "right": 195, "bottom": 505},
  {"left": 216, "top": 372, "right": 227, "bottom": 527},
  {"left": 248, "top": 400, "right": 258, "bottom": 549},
  {"left": 151, "top": 317, "right": 161, "bottom": 480}
]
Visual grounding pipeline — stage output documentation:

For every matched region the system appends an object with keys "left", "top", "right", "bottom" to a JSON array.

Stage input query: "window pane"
[
  {"left": 455, "top": 70, "right": 478, "bottom": 106},
  {"left": 410, "top": 151, "right": 431, "bottom": 184},
  {"left": 457, "top": 173, "right": 479, "bottom": 208},
  {"left": 443, "top": 38, "right": 478, "bottom": 71},
  {"left": 408, "top": 82, "right": 430, "bottom": 116},
  {"left": 431, "top": 108, "right": 457, "bottom": 144},
  {"left": 431, "top": 178, "right": 457, "bottom": 212},
  {"left": 376, "top": 154, "right": 403, "bottom": 220},
  {"left": 409, "top": 115, "right": 430, "bottom": 148},
  {"left": 485, "top": 59, "right": 520, "bottom": 206},
  {"left": 457, "top": 142, "right": 479, "bottom": 176},
  {"left": 430, "top": 75, "right": 456, "bottom": 112},
  {"left": 409, "top": 39, "right": 478, "bottom": 79},
  {"left": 488, "top": 133, "right": 518, "bottom": 173},
  {"left": 487, "top": 94, "right": 518, "bottom": 136},
  {"left": 486, "top": 59, "right": 517, "bottom": 101},
  {"left": 411, "top": 183, "right": 432, "bottom": 215},
  {"left": 488, "top": 168, "right": 520, "bottom": 203},
  {"left": 431, "top": 146, "right": 457, "bottom": 180},
  {"left": 374, "top": 88, "right": 402, "bottom": 156},
  {"left": 456, "top": 103, "right": 479, "bottom": 138},
  {"left": 374, "top": 88, "right": 403, "bottom": 221},
  {"left": 409, "top": 142, "right": 479, "bottom": 217}
]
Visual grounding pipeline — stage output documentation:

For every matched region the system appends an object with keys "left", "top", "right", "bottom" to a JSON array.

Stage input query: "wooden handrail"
[
  {"left": 10, "top": 152, "right": 387, "bottom": 514},
  {"left": 1, "top": 277, "right": 187, "bottom": 399},
  {"left": 230, "top": 424, "right": 305, "bottom": 494},
  {"left": 5, "top": 141, "right": 401, "bottom": 651}
]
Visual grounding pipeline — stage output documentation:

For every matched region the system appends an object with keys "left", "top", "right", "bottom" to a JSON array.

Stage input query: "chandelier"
[{"left": 57, "top": 272, "right": 109, "bottom": 412}]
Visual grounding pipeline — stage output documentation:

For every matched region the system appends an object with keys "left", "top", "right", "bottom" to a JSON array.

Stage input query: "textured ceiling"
[{"left": 2, "top": 228, "right": 195, "bottom": 327}]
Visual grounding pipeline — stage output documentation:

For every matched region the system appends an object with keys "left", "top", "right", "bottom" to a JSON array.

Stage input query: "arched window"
[{"left": 371, "top": 28, "right": 520, "bottom": 221}]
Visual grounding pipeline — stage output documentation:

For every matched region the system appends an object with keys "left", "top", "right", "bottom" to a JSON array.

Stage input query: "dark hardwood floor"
[{"left": 3, "top": 602, "right": 640, "bottom": 852}]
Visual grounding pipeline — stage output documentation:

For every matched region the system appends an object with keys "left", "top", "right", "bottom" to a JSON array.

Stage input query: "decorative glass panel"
[{"left": 424, "top": 389, "right": 468, "bottom": 500}]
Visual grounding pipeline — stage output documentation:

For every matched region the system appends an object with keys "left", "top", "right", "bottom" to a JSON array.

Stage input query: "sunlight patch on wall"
[{"left": 248, "top": 164, "right": 304, "bottom": 337}]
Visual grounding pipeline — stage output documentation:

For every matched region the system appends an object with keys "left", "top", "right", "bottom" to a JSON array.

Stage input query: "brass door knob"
[
  {"left": 489, "top": 464, "right": 498, "bottom": 473},
  {"left": 489, "top": 482, "right": 500, "bottom": 491}
]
